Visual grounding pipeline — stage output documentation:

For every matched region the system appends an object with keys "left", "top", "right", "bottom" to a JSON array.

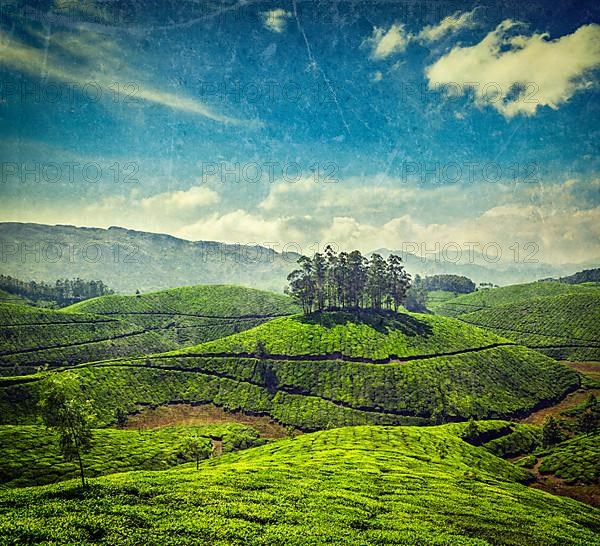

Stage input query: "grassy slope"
[
  {"left": 0, "top": 311, "right": 580, "bottom": 429},
  {"left": 0, "top": 303, "right": 172, "bottom": 374},
  {"left": 457, "top": 293, "right": 600, "bottom": 360},
  {"left": 425, "top": 290, "right": 460, "bottom": 313},
  {"left": 537, "top": 434, "right": 600, "bottom": 484},
  {"left": 64, "top": 284, "right": 300, "bottom": 317},
  {"left": 0, "top": 286, "right": 300, "bottom": 375},
  {"left": 0, "top": 424, "right": 264, "bottom": 489},
  {"left": 64, "top": 284, "right": 300, "bottom": 348},
  {"left": 435, "top": 281, "right": 599, "bottom": 317},
  {"left": 0, "top": 290, "right": 27, "bottom": 305},
  {"left": 0, "top": 425, "right": 598, "bottom": 546},
  {"left": 176, "top": 310, "right": 509, "bottom": 360}
]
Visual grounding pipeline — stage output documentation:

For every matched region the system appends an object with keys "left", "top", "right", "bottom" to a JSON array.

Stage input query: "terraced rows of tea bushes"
[
  {"left": 538, "top": 434, "right": 600, "bottom": 484},
  {"left": 435, "top": 281, "right": 599, "bottom": 317},
  {"left": 0, "top": 425, "right": 598, "bottom": 545},
  {"left": 0, "top": 423, "right": 264, "bottom": 488},
  {"left": 0, "top": 303, "right": 173, "bottom": 375},
  {"left": 65, "top": 284, "right": 300, "bottom": 317},
  {"left": 178, "top": 311, "right": 509, "bottom": 361},
  {"left": 457, "top": 294, "right": 600, "bottom": 360},
  {"left": 0, "top": 339, "right": 580, "bottom": 430}
]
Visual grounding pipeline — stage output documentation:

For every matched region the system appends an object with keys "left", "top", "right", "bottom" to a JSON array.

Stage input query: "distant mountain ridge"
[
  {"left": 0, "top": 222, "right": 301, "bottom": 293},
  {"left": 0, "top": 223, "right": 597, "bottom": 293}
]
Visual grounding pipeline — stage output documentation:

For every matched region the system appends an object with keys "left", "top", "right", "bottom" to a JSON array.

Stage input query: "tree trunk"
[{"left": 77, "top": 451, "right": 86, "bottom": 488}]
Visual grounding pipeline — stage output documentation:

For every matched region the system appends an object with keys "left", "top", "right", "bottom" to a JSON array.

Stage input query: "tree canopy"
[{"left": 286, "top": 247, "right": 411, "bottom": 314}]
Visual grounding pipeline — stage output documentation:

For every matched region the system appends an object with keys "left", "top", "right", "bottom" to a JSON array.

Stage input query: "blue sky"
[{"left": 0, "top": 0, "right": 599, "bottom": 264}]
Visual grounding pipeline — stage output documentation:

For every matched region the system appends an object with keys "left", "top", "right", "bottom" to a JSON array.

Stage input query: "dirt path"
[
  {"left": 125, "top": 403, "right": 291, "bottom": 439},
  {"left": 520, "top": 388, "right": 600, "bottom": 426}
]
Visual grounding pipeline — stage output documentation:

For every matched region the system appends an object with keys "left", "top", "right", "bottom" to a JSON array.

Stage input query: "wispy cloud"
[
  {"left": 0, "top": 28, "right": 239, "bottom": 123},
  {"left": 417, "top": 9, "right": 480, "bottom": 43}
]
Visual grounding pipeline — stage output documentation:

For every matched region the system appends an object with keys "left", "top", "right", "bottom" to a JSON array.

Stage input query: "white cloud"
[
  {"left": 417, "top": 9, "right": 479, "bottom": 43},
  {"left": 262, "top": 9, "right": 292, "bottom": 33},
  {"left": 141, "top": 186, "right": 220, "bottom": 212},
  {"left": 426, "top": 21, "right": 600, "bottom": 117},
  {"left": 364, "top": 23, "right": 411, "bottom": 59}
]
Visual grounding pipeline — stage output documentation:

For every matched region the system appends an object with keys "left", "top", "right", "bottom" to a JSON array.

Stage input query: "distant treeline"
[
  {"left": 0, "top": 275, "right": 114, "bottom": 306},
  {"left": 559, "top": 268, "right": 600, "bottom": 285},
  {"left": 416, "top": 274, "right": 476, "bottom": 294},
  {"left": 286, "top": 248, "right": 411, "bottom": 314}
]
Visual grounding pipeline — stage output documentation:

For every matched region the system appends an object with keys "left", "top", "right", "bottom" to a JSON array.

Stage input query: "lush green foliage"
[
  {"left": 420, "top": 275, "right": 476, "bottom": 294},
  {"left": 286, "top": 249, "right": 410, "bottom": 313},
  {"left": 0, "top": 303, "right": 173, "bottom": 375},
  {"left": 180, "top": 311, "right": 508, "bottom": 360},
  {"left": 435, "top": 281, "right": 600, "bottom": 317},
  {"left": 538, "top": 434, "right": 599, "bottom": 484},
  {"left": 65, "top": 284, "right": 299, "bottom": 317},
  {"left": 0, "top": 425, "right": 598, "bottom": 545},
  {"left": 0, "top": 423, "right": 263, "bottom": 488},
  {"left": 457, "top": 293, "right": 600, "bottom": 360},
  {"left": 559, "top": 269, "right": 600, "bottom": 284}
]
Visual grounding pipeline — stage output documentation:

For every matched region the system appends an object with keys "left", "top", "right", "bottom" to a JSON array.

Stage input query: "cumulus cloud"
[
  {"left": 262, "top": 9, "right": 292, "bottom": 33},
  {"left": 417, "top": 9, "right": 479, "bottom": 43},
  {"left": 426, "top": 21, "right": 600, "bottom": 117},
  {"left": 364, "top": 23, "right": 411, "bottom": 59}
]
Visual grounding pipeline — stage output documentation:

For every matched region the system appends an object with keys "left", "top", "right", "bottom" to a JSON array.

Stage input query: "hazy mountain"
[
  {"left": 370, "top": 248, "right": 598, "bottom": 286},
  {"left": 0, "top": 223, "right": 300, "bottom": 293},
  {"left": 1, "top": 223, "right": 596, "bottom": 293}
]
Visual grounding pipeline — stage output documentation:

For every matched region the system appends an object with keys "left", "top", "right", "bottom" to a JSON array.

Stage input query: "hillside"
[
  {"left": 457, "top": 293, "right": 600, "bottom": 360},
  {"left": 0, "top": 223, "right": 301, "bottom": 293},
  {"left": 1, "top": 311, "right": 580, "bottom": 429},
  {"left": 0, "top": 425, "right": 598, "bottom": 545},
  {"left": 0, "top": 286, "right": 299, "bottom": 375},
  {"left": 0, "top": 423, "right": 264, "bottom": 488},
  {"left": 435, "top": 281, "right": 600, "bottom": 317},
  {"left": 0, "top": 303, "right": 173, "bottom": 375},
  {"left": 0, "top": 290, "right": 27, "bottom": 306},
  {"left": 65, "top": 285, "right": 299, "bottom": 347}
]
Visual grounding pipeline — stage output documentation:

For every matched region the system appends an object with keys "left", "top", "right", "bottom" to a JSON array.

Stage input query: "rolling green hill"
[
  {"left": 0, "top": 425, "right": 598, "bottom": 545},
  {"left": 0, "top": 290, "right": 27, "bottom": 306},
  {"left": 64, "top": 285, "right": 300, "bottom": 347},
  {"left": 0, "top": 423, "right": 264, "bottom": 489},
  {"left": 435, "top": 281, "right": 599, "bottom": 317},
  {"left": 0, "top": 286, "right": 300, "bottom": 375},
  {"left": 0, "top": 303, "right": 173, "bottom": 375},
  {"left": 1, "top": 311, "right": 580, "bottom": 429},
  {"left": 457, "top": 293, "right": 600, "bottom": 360}
]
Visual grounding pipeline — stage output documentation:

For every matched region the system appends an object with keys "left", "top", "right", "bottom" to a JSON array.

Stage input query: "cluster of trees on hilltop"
[
  {"left": 286, "top": 247, "right": 411, "bottom": 314},
  {"left": 418, "top": 274, "right": 476, "bottom": 294},
  {"left": 0, "top": 275, "right": 114, "bottom": 306}
]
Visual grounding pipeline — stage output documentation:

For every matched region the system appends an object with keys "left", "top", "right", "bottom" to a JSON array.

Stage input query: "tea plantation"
[
  {"left": 0, "top": 425, "right": 598, "bottom": 545},
  {"left": 0, "top": 310, "right": 580, "bottom": 429}
]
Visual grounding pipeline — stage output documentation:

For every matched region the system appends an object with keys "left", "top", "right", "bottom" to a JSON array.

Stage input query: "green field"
[
  {"left": 0, "top": 286, "right": 300, "bottom": 375},
  {"left": 455, "top": 293, "right": 600, "bottom": 360},
  {"left": 434, "top": 282, "right": 600, "bottom": 360},
  {"left": 0, "top": 423, "right": 265, "bottom": 488},
  {"left": 0, "top": 303, "right": 173, "bottom": 375},
  {"left": 435, "top": 281, "right": 600, "bottom": 317},
  {"left": 0, "top": 310, "right": 580, "bottom": 429},
  {"left": 537, "top": 433, "right": 599, "bottom": 484},
  {"left": 0, "top": 424, "right": 597, "bottom": 545}
]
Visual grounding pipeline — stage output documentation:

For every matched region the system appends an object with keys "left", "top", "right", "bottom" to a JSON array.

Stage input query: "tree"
[
  {"left": 541, "top": 416, "right": 564, "bottom": 447},
  {"left": 462, "top": 418, "right": 480, "bottom": 444},
  {"left": 115, "top": 407, "right": 128, "bottom": 428},
  {"left": 39, "top": 375, "right": 95, "bottom": 487},
  {"left": 577, "top": 394, "right": 599, "bottom": 433},
  {"left": 387, "top": 255, "right": 410, "bottom": 311},
  {"left": 182, "top": 434, "right": 210, "bottom": 470}
]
